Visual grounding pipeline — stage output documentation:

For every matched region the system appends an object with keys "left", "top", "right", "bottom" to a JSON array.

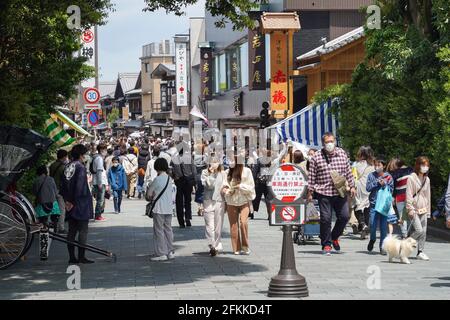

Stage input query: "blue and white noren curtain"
[{"left": 269, "top": 99, "right": 339, "bottom": 148}]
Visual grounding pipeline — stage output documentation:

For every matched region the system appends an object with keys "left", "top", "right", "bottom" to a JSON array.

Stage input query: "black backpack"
[{"left": 89, "top": 155, "right": 98, "bottom": 174}]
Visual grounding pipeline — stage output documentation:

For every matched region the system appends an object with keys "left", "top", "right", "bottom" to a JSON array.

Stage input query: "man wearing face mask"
[
  {"left": 307, "top": 132, "right": 356, "bottom": 256},
  {"left": 91, "top": 144, "right": 108, "bottom": 222},
  {"left": 60, "top": 144, "right": 94, "bottom": 264}
]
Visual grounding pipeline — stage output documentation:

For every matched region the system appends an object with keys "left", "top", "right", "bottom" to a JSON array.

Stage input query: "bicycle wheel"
[{"left": 0, "top": 199, "right": 30, "bottom": 269}]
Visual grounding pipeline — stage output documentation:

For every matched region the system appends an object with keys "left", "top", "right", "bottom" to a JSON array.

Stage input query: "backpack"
[{"left": 89, "top": 155, "right": 99, "bottom": 174}]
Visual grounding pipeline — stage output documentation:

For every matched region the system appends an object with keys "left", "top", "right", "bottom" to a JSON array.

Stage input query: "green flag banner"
[{"left": 44, "top": 115, "right": 76, "bottom": 147}]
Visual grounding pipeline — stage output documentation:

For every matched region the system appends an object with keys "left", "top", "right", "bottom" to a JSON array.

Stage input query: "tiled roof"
[
  {"left": 297, "top": 26, "right": 365, "bottom": 61},
  {"left": 99, "top": 81, "right": 116, "bottom": 98},
  {"left": 118, "top": 73, "right": 140, "bottom": 94}
]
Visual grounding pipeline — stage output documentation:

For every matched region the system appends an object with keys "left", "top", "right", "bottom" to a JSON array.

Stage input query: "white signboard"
[
  {"left": 80, "top": 28, "right": 96, "bottom": 88},
  {"left": 269, "top": 164, "right": 308, "bottom": 202},
  {"left": 176, "top": 42, "right": 188, "bottom": 107}
]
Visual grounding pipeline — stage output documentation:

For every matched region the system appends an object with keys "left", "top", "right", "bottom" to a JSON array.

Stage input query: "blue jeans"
[
  {"left": 370, "top": 206, "right": 388, "bottom": 249},
  {"left": 113, "top": 190, "right": 123, "bottom": 213}
]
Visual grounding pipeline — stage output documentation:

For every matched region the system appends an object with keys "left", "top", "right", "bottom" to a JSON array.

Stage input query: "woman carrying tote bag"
[{"left": 146, "top": 158, "right": 174, "bottom": 262}]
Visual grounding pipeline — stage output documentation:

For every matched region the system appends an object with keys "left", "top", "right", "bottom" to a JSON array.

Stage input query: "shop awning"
[
  {"left": 52, "top": 111, "right": 92, "bottom": 137},
  {"left": 267, "top": 99, "right": 338, "bottom": 148}
]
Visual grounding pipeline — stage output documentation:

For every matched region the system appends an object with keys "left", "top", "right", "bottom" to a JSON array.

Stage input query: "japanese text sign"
[{"left": 270, "top": 32, "right": 289, "bottom": 118}]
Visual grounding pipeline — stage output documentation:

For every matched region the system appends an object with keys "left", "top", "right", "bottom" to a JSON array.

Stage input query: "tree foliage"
[
  {"left": 314, "top": 0, "right": 450, "bottom": 198},
  {"left": 0, "top": 0, "right": 113, "bottom": 130},
  {"left": 143, "top": 0, "right": 263, "bottom": 30},
  {"left": 107, "top": 107, "right": 120, "bottom": 125}
]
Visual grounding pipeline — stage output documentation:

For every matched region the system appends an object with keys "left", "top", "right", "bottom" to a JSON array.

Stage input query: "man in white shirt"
[
  {"left": 122, "top": 147, "right": 138, "bottom": 198},
  {"left": 92, "top": 144, "right": 109, "bottom": 222}
]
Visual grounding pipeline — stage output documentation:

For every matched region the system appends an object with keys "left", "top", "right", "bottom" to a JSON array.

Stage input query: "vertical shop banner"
[
  {"left": 176, "top": 42, "right": 188, "bottom": 106},
  {"left": 248, "top": 28, "right": 266, "bottom": 90},
  {"left": 230, "top": 50, "right": 240, "bottom": 89},
  {"left": 200, "top": 48, "right": 213, "bottom": 100},
  {"left": 270, "top": 32, "right": 289, "bottom": 118},
  {"left": 80, "top": 28, "right": 96, "bottom": 88}
]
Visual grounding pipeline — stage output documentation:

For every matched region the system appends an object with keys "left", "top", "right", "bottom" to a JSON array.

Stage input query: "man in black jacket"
[{"left": 61, "top": 144, "right": 94, "bottom": 264}]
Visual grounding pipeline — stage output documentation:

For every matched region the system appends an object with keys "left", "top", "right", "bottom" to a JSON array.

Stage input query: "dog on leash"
[{"left": 382, "top": 234, "right": 417, "bottom": 264}]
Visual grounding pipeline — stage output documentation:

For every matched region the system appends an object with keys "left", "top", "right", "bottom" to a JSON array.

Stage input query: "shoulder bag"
[
  {"left": 402, "top": 177, "right": 427, "bottom": 222},
  {"left": 145, "top": 176, "right": 170, "bottom": 218}
]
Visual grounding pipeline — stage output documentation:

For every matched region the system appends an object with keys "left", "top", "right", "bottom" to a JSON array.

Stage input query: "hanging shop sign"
[
  {"left": 80, "top": 27, "right": 96, "bottom": 89},
  {"left": 200, "top": 47, "right": 213, "bottom": 100},
  {"left": 270, "top": 32, "right": 289, "bottom": 119},
  {"left": 176, "top": 42, "right": 188, "bottom": 106},
  {"left": 233, "top": 92, "right": 243, "bottom": 116},
  {"left": 248, "top": 27, "right": 266, "bottom": 91}
]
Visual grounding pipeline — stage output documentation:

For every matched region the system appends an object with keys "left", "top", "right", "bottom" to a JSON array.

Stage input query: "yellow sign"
[{"left": 270, "top": 32, "right": 289, "bottom": 119}]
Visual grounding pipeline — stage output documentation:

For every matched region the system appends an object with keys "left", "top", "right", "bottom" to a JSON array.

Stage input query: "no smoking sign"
[{"left": 281, "top": 206, "right": 298, "bottom": 221}]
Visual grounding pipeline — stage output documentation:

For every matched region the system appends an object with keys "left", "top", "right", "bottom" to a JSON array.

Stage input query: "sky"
[{"left": 98, "top": 0, "right": 205, "bottom": 82}]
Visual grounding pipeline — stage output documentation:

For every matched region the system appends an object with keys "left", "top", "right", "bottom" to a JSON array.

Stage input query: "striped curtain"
[
  {"left": 272, "top": 99, "right": 339, "bottom": 148},
  {"left": 44, "top": 115, "right": 76, "bottom": 147}
]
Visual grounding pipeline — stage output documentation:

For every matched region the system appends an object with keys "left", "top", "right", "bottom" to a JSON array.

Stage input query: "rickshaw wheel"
[{"left": 0, "top": 199, "right": 30, "bottom": 270}]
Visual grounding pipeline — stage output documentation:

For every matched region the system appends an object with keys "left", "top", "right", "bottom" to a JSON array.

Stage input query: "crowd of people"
[{"left": 31, "top": 132, "right": 450, "bottom": 264}]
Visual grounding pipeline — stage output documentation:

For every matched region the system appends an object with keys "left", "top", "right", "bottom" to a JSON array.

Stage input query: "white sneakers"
[
  {"left": 150, "top": 255, "right": 168, "bottom": 261},
  {"left": 417, "top": 252, "right": 430, "bottom": 261},
  {"left": 150, "top": 251, "right": 175, "bottom": 262}
]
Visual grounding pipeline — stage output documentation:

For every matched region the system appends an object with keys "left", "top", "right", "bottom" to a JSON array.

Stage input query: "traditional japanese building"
[
  {"left": 296, "top": 26, "right": 366, "bottom": 104},
  {"left": 202, "top": 0, "right": 373, "bottom": 136}
]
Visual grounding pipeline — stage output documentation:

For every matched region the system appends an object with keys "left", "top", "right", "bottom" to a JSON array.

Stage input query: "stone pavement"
[{"left": 1, "top": 197, "right": 450, "bottom": 300}]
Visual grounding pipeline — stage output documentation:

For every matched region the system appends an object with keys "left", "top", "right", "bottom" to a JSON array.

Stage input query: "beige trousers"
[
  {"left": 203, "top": 200, "right": 225, "bottom": 249},
  {"left": 226, "top": 203, "right": 250, "bottom": 253},
  {"left": 127, "top": 173, "right": 137, "bottom": 197}
]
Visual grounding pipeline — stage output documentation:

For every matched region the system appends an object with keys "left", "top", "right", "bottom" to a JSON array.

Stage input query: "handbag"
[
  {"left": 322, "top": 150, "right": 347, "bottom": 198},
  {"left": 375, "top": 186, "right": 393, "bottom": 216},
  {"left": 145, "top": 176, "right": 170, "bottom": 218}
]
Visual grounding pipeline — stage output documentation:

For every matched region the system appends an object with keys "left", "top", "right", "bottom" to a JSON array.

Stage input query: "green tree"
[
  {"left": 314, "top": 0, "right": 450, "bottom": 199},
  {"left": 107, "top": 107, "right": 120, "bottom": 126},
  {"left": 0, "top": 1, "right": 113, "bottom": 196},
  {"left": 0, "top": 0, "right": 113, "bottom": 130}
]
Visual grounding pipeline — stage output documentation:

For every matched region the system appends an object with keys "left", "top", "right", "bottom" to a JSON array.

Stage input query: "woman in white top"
[
  {"left": 144, "top": 146, "right": 160, "bottom": 186},
  {"left": 146, "top": 158, "right": 174, "bottom": 262},
  {"left": 353, "top": 146, "right": 375, "bottom": 239},
  {"left": 222, "top": 156, "right": 256, "bottom": 255},
  {"left": 406, "top": 156, "right": 432, "bottom": 261},
  {"left": 201, "top": 160, "right": 226, "bottom": 256}
]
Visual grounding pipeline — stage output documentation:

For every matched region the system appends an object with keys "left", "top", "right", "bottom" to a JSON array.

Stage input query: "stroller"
[{"left": 293, "top": 200, "right": 321, "bottom": 245}]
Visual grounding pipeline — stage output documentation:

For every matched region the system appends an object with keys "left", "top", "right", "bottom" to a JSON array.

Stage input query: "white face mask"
[
  {"left": 325, "top": 142, "right": 335, "bottom": 153},
  {"left": 420, "top": 166, "right": 429, "bottom": 174},
  {"left": 113, "top": 163, "right": 119, "bottom": 167}
]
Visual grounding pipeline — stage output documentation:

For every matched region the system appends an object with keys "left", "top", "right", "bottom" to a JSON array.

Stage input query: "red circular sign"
[
  {"left": 84, "top": 87, "right": 100, "bottom": 104},
  {"left": 280, "top": 206, "right": 298, "bottom": 221},
  {"left": 82, "top": 30, "right": 94, "bottom": 43},
  {"left": 270, "top": 164, "right": 308, "bottom": 203}
]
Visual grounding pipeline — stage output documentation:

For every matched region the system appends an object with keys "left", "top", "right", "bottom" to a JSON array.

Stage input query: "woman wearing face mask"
[
  {"left": 406, "top": 156, "right": 431, "bottom": 261},
  {"left": 222, "top": 155, "right": 256, "bottom": 255},
  {"left": 201, "top": 160, "right": 226, "bottom": 256},
  {"left": 366, "top": 158, "right": 394, "bottom": 254},
  {"left": 108, "top": 156, "right": 128, "bottom": 214}
]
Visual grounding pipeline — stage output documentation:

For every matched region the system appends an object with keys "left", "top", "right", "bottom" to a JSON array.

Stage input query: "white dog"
[{"left": 382, "top": 234, "right": 417, "bottom": 264}]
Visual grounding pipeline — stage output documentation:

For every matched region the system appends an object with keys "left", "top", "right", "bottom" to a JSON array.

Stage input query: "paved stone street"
[{"left": 1, "top": 198, "right": 450, "bottom": 300}]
